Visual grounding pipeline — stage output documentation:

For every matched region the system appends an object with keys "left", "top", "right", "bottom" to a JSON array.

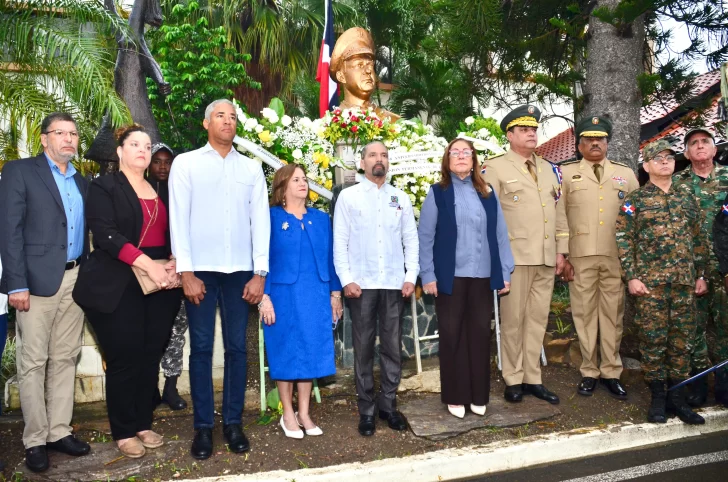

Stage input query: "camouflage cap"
[
  {"left": 642, "top": 139, "right": 675, "bottom": 162},
  {"left": 499, "top": 104, "right": 541, "bottom": 132},
  {"left": 684, "top": 127, "right": 715, "bottom": 144},
  {"left": 575, "top": 115, "right": 612, "bottom": 139}
]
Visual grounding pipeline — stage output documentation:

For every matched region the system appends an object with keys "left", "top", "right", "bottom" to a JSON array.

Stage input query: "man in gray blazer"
[{"left": 0, "top": 113, "right": 91, "bottom": 472}]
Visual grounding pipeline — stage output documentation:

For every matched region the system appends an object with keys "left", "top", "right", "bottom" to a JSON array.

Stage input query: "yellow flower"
[
  {"left": 322, "top": 156, "right": 330, "bottom": 169},
  {"left": 324, "top": 179, "right": 333, "bottom": 190},
  {"left": 312, "top": 152, "right": 324, "bottom": 164},
  {"left": 309, "top": 191, "right": 319, "bottom": 202},
  {"left": 258, "top": 130, "right": 271, "bottom": 143}
]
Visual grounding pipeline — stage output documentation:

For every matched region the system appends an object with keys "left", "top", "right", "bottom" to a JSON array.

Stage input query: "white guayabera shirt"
[
  {"left": 333, "top": 177, "right": 419, "bottom": 290},
  {"left": 169, "top": 143, "right": 271, "bottom": 274}
]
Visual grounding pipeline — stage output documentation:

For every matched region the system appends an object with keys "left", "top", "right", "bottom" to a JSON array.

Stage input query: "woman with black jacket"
[{"left": 73, "top": 126, "right": 181, "bottom": 458}]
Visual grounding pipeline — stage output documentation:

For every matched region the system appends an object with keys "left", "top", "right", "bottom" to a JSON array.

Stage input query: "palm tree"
[{"left": 0, "top": 0, "right": 132, "bottom": 166}]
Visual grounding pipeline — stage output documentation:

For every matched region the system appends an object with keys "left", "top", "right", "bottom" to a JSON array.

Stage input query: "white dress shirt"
[
  {"left": 0, "top": 256, "right": 7, "bottom": 316},
  {"left": 333, "top": 178, "right": 419, "bottom": 289},
  {"left": 169, "top": 143, "right": 270, "bottom": 274}
]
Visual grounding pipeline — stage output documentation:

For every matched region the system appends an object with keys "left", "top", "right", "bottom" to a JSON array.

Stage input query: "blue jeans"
[
  {"left": 185, "top": 271, "right": 251, "bottom": 428},
  {"left": 0, "top": 313, "right": 7, "bottom": 415}
]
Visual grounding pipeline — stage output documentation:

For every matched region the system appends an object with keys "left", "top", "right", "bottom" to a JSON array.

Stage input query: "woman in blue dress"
[{"left": 259, "top": 164, "right": 343, "bottom": 439}]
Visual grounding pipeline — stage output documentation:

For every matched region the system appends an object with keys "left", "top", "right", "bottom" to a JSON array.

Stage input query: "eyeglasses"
[
  {"left": 449, "top": 149, "right": 473, "bottom": 157},
  {"left": 346, "top": 59, "right": 374, "bottom": 71},
  {"left": 649, "top": 155, "right": 676, "bottom": 163},
  {"left": 44, "top": 129, "right": 79, "bottom": 138}
]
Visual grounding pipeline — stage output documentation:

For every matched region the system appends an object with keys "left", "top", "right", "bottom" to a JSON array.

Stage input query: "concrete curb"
[{"left": 184, "top": 406, "right": 728, "bottom": 482}]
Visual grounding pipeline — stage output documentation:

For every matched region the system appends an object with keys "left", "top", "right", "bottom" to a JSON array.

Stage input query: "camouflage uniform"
[
  {"left": 711, "top": 195, "right": 728, "bottom": 361},
  {"left": 616, "top": 181, "right": 708, "bottom": 382},
  {"left": 161, "top": 301, "right": 188, "bottom": 378},
  {"left": 673, "top": 164, "right": 728, "bottom": 367}
]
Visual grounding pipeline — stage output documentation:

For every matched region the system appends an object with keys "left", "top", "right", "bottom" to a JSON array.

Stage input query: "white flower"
[
  {"left": 408, "top": 193, "right": 416, "bottom": 204},
  {"left": 255, "top": 124, "right": 264, "bottom": 134},
  {"left": 261, "top": 108, "right": 277, "bottom": 121},
  {"left": 244, "top": 118, "right": 259, "bottom": 131},
  {"left": 465, "top": 116, "right": 475, "bottom": 126},
  {"left": 410, "top": 185, "right": 419, "bottom": 194},
  {"left": 292, "top": 148, "right": 303, "bottom": 160},
  {"left": 419, "top": 195, "right": 426, "bottom": 203},
  {"left": 281, "top": 115, "right": 292, "bottom": 127},
  {"left": 478, "top": 128, "right": 488, "bottom": 138}
]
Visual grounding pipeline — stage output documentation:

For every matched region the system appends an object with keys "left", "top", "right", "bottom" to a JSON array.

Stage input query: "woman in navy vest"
[
  {"left": 418, "top": 138, "right": 514, "bottom": 418},
  {"left": 258, "top": 164, "right": 343, "bottom": 439}
]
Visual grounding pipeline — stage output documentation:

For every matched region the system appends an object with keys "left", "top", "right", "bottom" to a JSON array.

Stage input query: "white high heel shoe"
[
  {"left": 470, "top": 404, "right": 487, "bottom": 416},
  {"left": 280, "top": 416, "right": 304, "bottom": 439},
  {"left": 447, "top": 405, "right": 465, "bottom": 418},
  {"left": 295, "top": 412, "right": 323, "bottom": 436}
]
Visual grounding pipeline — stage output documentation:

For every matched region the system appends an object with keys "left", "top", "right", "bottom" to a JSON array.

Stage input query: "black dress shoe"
[
  {"left": 223, "top": 424, "right": 250, "bottom": 453},
  {"left": 379, "top": 410, "right": 407, "bottom": 431},
  {"left": 47, "top": 434, "right": 91, "bottom": 456},
  {"left": 504, "top": 384, "right": 524, "bottom": 402},
  {"left": 25, "top": 445, "right": 49, "bottom": 473},
  {"left": 358, "top": 415, "right": 376, "bottom": 436},
  {"left": 601, "top": 378, "right": 628, "bottom": 400},
  {"left": 577, "top": 377, "right": 598, "bottom": 396},
  {"left": 191, "top": 428, "right": 213, "bottom": 460},
  {"left": 522, "top": 384, "right": 560, "bottom": 404}
]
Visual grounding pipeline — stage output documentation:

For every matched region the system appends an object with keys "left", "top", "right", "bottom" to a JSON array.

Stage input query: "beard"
[{"left": 372, "top": 163, "right": 386, "bottom": 177}]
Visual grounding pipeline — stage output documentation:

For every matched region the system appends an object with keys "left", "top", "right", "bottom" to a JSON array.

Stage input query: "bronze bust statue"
[{"left": 329, "top": 28, "right": 399, "bottom": 122}]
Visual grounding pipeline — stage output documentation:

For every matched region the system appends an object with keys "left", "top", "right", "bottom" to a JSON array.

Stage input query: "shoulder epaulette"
[
  {"left": 486, "top": 153, "right": 505, "bottom": 162},
  {"left": 559, "top": 160, "right": 579, "bottom": 166},
  {"left": 611, "top": 161, "right": 631, "bottom": 168}
]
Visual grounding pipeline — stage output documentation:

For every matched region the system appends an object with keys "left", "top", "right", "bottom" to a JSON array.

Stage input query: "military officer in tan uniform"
[
  {"left": 555, "top": 116, "right": 639, "bottom": 400},
  {"left": 483, "top": 105, "right": 562, "bottom": 405}
]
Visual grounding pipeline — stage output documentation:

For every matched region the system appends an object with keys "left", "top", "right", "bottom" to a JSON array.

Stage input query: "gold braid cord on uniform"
[
  {"left": 580, "top": 130, "right": 609, "bottom": 137},
  {"left": 506, "top": 116, "right": 539, "bottom": 131}
]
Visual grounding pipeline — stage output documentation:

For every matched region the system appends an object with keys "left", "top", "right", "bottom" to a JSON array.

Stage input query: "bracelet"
[
  {"left": 258, "top": 295, "right": 269, "bottom": 309},
  {"left": 331, "top": 294, "right": 342, "bottom": 299}
]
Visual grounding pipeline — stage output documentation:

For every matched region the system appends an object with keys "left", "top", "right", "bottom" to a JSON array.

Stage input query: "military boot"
[
  {"left": 647, "top": 380, "right": 667, "bottom": 423},
  {"left": 666, "top": 379, "right": 705, "bottom": 425},
  {"left": 685, "top": 369, "right": 708, "bottom": 407},
  {"left": 162, "top": 376, "right": 188, "bottom": 411},
  {"left": 715, "top": 367, "right": 728, "bottom": 407}
]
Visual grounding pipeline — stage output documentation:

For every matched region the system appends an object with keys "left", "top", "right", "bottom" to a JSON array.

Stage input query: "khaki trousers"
[
  {"left": 16, "top": 267, "right": 84, "bottom": 448},
  {"left": 500, "top": 265, "right": 555, "bottom": 385},
  {"left": 569, "top": 256, "right": 624, "bottom": 379}
]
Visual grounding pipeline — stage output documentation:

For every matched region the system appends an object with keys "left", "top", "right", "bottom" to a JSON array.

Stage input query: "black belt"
[{"left": 65, "top": 259, "right": 79, "bottom": 270}]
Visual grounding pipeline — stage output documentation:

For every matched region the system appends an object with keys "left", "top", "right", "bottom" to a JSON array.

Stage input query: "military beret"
[
  {"left": 500, "top": 104, "right": 541, "bottom": 132},
  {"left": 151, "top": 142, "right": 174, "bottom": 157},
  {"left": 576, "top": 116, "right": 612, "bottom": 138},
  {"left": 642, "top": 139, "right": 675, "bottom": 162},
  {"left": 329, "top": 27, "right": 375, "bottom": 81},
  {"left": 684, "top": 127, "right": 715, "bottom": 144}
]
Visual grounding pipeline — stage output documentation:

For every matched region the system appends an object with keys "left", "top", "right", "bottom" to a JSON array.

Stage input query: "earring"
[{"left": 283, "top": 197, "right": 286, "bottom": 207}]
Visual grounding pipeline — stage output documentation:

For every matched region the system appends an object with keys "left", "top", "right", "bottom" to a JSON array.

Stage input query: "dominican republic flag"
[
  {"left": 316, "top": 0, "right": 338, "bottom": 117},
  {"left": 621, "top": 202, "right": 635, "bottom": 216}
]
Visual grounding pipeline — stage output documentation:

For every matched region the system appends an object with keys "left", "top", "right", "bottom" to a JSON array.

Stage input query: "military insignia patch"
[
  {"left": 513, "top": 195, "right": 519, "bottom": 202},
  {"left": 621, "top": 203, "right": 635, "bottom": 215},
  {"left": 612, "top": 176, "right": 626, "bottom": 185},
  {"left": 572, "top": 174, "right": 582, "bottom": 180},
  {"left": 592, "top": 117, "right": 599, "bottom": 125},
  {"left": 723, "top": 204, "right": 728, "bottom": 215},
  {"left": 618, "top": 191, "right": 625, "bottom": 199},
  {"left": 528, "top": 105, "right": 535, "bottom": 114}
]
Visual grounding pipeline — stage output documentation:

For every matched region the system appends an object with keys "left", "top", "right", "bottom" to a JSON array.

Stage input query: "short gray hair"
[
  {"left": 360, "top": 140, "right": 387, "bottom": 159},
  {"left": 204, "top": 99, "right": 236, "bottom": 121}
]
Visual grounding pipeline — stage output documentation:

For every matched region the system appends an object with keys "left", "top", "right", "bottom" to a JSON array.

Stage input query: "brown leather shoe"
[
  {"left": 117, "top": 437, "right": 146, "bottom": 458},
  {"left": 136, "top": 430, "right": 164, "bottom": 449}
]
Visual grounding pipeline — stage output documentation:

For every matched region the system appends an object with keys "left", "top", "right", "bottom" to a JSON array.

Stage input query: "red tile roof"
[
  {"left": 535, "top": 70, "right": 723, "bottom": 163},
  {"left": 639, "top": 95, "right": 723, "bottom": 152}
]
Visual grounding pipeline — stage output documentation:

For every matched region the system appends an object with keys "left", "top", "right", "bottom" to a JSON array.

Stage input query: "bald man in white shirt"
[{"left": 333, "top": 141, "right": 419, "bottom": 437}]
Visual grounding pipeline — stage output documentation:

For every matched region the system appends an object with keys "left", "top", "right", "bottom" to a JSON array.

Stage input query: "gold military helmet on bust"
[{"left": 328, "top": 27, "right": 400, "bottom": 121}]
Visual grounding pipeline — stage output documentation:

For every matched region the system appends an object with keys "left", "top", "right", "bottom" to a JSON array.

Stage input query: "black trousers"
[
  {"left": 85, "top": 278, "right": 181, "bottom": 440},
  {"left": 348, "top": 289, "right": 405, "bottom": 415},
  {"left": 435, "top": 277, "right": 493, "bottom": 406}
]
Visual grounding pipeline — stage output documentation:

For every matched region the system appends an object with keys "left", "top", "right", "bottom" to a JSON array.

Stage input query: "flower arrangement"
[
  {"left": 232, "top": 98, "right": 506, "bottom": 216},
  {"left": 458, "top": 116, "right": 507, "bottom": 164}
]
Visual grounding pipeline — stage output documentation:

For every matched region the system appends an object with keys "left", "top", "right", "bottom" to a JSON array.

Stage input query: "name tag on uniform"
[
  {"left": 389, "top": 195, "right": 400, "bottom": 208},
  {"left": 506, "top": 179, "right": 519, "bottom": 183}
]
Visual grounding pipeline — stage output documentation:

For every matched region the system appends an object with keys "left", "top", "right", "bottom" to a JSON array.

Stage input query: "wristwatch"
[{"left": 254, "top": 270, "right": 268, "bottom": 278}]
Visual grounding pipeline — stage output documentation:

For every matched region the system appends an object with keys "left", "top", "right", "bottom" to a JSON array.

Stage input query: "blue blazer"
[{"left": 265, "top": 206, "right": 342, "bottom": 293}]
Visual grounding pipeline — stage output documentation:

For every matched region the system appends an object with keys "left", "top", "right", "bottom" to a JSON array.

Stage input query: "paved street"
[{"left": 461, "top": 429, "right": 728, "bottom": 482}]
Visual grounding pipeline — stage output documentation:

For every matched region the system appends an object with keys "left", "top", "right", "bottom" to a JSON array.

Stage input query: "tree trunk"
[
  {"left": 582, "top": 0, "right": 645, "bottom": 171},
  {"left": 582, "top": 0, "right": 646, "bottom": 360}
]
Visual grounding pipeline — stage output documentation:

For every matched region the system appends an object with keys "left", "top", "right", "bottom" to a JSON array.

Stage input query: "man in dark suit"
[{"left": 0, "top": 113, "right": 91, "bottom": 472}]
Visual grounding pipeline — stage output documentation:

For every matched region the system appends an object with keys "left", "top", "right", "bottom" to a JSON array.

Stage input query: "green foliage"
[
  {"left": 147, "top": 1, "right": 261, "bottom": 152},
  {"left": 0, "top": 0, "right": 132, "bottom": 163}
]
